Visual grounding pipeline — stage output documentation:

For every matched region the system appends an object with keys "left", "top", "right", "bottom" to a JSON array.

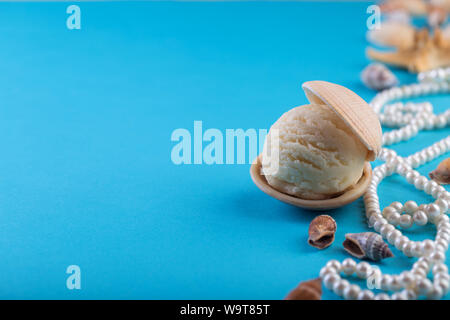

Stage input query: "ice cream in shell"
[{"left": 250, "top": 81, "right": 382, "bottom": 209}]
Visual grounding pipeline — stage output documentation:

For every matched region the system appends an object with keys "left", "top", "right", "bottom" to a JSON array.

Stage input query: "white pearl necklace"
[{"left": 320, "top": 68, "right": 450, "bottom": 300}]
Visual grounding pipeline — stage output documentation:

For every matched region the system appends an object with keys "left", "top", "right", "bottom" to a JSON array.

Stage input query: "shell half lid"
[{"left": 302, "top": 80, "right": 382, "bottom": 161}]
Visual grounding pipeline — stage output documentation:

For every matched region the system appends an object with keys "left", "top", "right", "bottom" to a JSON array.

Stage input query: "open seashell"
[
  {"left": 284, "top": 278, "right": 322, "bottom": 300},
  {"left": 308, "top": 215, "right": 337, "bottom": 249},
  {"left": 361, "top": 63, "right": 399, "bottom": 91},
  {"left": 343, "top": 232, "right": 394, "bottom": 261},
  {"left": 429, "top": 158, "right": 450, "bottom": 184},
  {"left": 302, "top": 81, "right": 382, "bottom": 161},
  {"left": 367, "top": 21, "right": 417, "bottom": 50}
]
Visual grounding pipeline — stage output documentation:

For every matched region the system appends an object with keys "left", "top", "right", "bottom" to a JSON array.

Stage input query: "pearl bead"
[
  {"left": 323, "top": 273, "right": 340, "bottom": 290},
  {"left": 341, "top": 258, "right": 356, "bottom": 276},
  {"left": 413, "top": 210, "right": 428, "bottom": 226},
  {"left": 356, "top": 262, "right": 371, "bottom": 279},
  {"left": 411, "top": 242, "right": 423, "bottom": 257},
  {"left": 373, "top": 219, "right": 388, "bottom": 232},
  {"left": 395, "top": 236, "right": 408, "bottom": 251},
  {"left": 382, "top": 206, "right": 397, "bottom": 217},
  {"left": 387, "top": 229, "right": 401, "bottom": 244},
  {"left": 436, "top": 238, "right": 448, "bottom": 250},
  {"left": 429, "top": 250, "right": 446, "bottom": 263},
  {"left": 319, "top": 266, "right": 337, "bottom": 278},
  {"left": 417, "top": 278, "right": 433, "bottom": 295},
  {"left": 386, "top": 212, "right": 401, "bottom": 226},
  {"left": 402, "top": 241, "right": 415, "bottom": 257},
  {"left": 332, "top": 279, "right": 350, "bottom": 296},
  {"left": 426, "top": 286, "right": 443, "bottom": 300},
  {"left": 390, "top": 201, "right": 403, "bottom": 212},
  {"left": 436, "top": 198, "right": 449, "bottom": 213},
  {"left": 403, "top": 200, "right": 418, "bottom": 215},
  {"left": 380, "top": 274, "right": 392, "bottom": 291},
  {"left": 433, "top": 263, "right": 448, "bottom": 274},
  {"left": 391, "top": 292, "right": 407, "bottom": 300},
  {"left": 406, "top": 171, "right": 419, "bottom": 183},
  {"left": 399, "top": 271, "right": 415, "bottom": 289},
  {"left": 422, "top": 239, "right": 435, "bottom": 255},
  {"left": 404, "top": 289, "right": 417, "bottom": 300},
  {"left": 357, "top": 290, "right": 375, "bottom": 300},
  {"left": 325, "top": 260, "right": 341, "bottom": 271},
  {"left": 434, "top": 272, "right": 450, "bottom": 282},
  {"left": 380, "top": 224, "right": 395, "bottom": 238},
  {"left": 399, "top": 214, "right": 413, "bottom": 229},
  {"left": 343, "top": 284, "right": 361, "bottom": 300},
  {"left": 426, "top": 204, "right": 441, "bottom": 222},
  {"left": 436, "top": 279, "right": 450, "bottom": 294},
  {"left": 389, "top": 276, "right": 402, "bottom": 291},
  {"left": 414, "top": 176, "right": 427, "bottom": 190},
  {"left": 375, "top": 293, "right": 390, "bottom": 300}
]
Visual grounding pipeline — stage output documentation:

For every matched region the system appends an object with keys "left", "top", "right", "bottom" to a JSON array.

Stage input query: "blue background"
[{"left": 0, "top": 1, "right": 449, "bottom": 299}]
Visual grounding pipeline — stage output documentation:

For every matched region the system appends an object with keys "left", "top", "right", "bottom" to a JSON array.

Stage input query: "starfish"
[{"left": 367, "top": 28, "right": 450, "bottom": 72}]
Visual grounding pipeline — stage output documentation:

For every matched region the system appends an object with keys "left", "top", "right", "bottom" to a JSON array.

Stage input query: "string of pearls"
[{"left": 319, "top": 68, "right": 450, "bottom": 300}]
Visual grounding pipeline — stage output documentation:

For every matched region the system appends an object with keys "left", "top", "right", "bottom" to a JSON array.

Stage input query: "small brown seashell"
[
  {"left": 284, "top": 278, "right": 322, "bottom": 300},
  {"left": 308, "top": 215, "right": 337, "bottom": 249},
  {"left": 429, "top": 158, "right": 450, "bottom": 184},
  {"left": 361, "top": 63, "right": 399, "bottom": 91},
  {"left": 343, "top": 232, "right": 394, "bottom": 261}
]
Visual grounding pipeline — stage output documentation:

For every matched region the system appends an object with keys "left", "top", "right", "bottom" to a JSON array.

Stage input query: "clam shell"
[
  {"left": 302, "top": 81, "right": 382, "bottom": 161},
  {"left": 343, "top": 232, "right": 394, "bottom": 261},
  {"left": 284, "top": 278, "right": 322, "bottom": 300},
  {"left": 429, "top": 158, "right": 450, "bottom": 184},
  {"left": 308, "top": 215, "right": 337, "bottom": 249}
]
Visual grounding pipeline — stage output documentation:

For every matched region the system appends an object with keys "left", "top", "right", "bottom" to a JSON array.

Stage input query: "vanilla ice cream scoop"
[
  {"left": 259, "top": 81, "right": 382, "bottom": 201},
  {"left": 262, "top": 104, "right": 368, "bottom": 200}
]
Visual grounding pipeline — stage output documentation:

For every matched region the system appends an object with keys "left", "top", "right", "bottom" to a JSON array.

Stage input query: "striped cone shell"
[{"left": 343, "top": 232, "right": 394, "bottom": 261}]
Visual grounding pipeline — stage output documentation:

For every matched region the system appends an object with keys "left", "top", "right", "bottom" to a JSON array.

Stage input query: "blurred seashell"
[
  {"left": 343, "top": 232, "right": 394, "bottom": 261},
  {"left": 367, "top": 21, "right": 417, "bottom": 50},
  {"left": 284, "top": 278, "right": 322, "bottom": 300},
  {"left": 380, "top": 0, "right": 428, "bottom": 16},
  {"left": 430, "top": 0, "right": 450, "bottom": 12},
  {"left": 386, "top": 9, "right": 411, "bottom": 24},
  {"left": 443, "top": 24, "right": 450, "bottom": 41},
  {"left": 361, "top": 63, "right": 399, "bottom": 91},
  {"left": 429, "top": 158, "right": 450, "bottom": 184},
  {"left": 428, "top": 6, "right": 448, "bottom": 28},
  {"left": 308, "top": 215, "right": 336, "bottom": 249}
]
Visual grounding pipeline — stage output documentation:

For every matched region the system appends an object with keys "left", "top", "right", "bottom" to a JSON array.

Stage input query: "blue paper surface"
[{"left": 0, "top": 1, "right": 448, "bottom": 299}]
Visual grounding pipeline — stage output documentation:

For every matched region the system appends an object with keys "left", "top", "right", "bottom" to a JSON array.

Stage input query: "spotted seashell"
[
  {"left": 284, "top": 278, "right": 322, "bottom": 300},
  {"left": 429, "top": 158, "right": 450, "bottom": 185},
  {"left": 361, "top": 63, "right": 399, "bottom": 91},
  {"left": 308, "top": 215, "right": 337, "bottom": 250},
  {"left": 343, "top": 232, "right": 394, "bottom": 261}
]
